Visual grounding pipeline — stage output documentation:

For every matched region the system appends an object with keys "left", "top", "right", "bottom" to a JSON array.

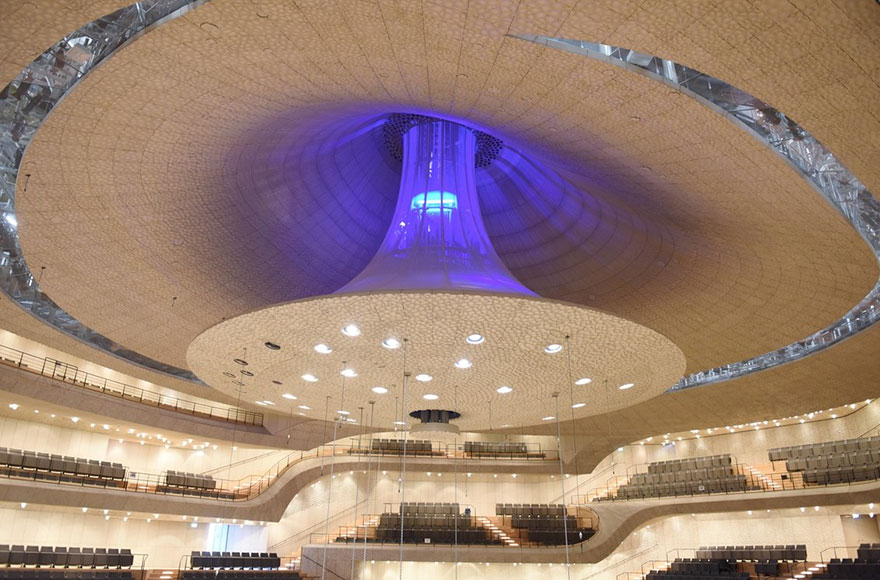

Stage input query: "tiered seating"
[
  {"left": 184, "top": 572, "right": 300, "bottom": 580},
  {"left": 646, "top": 559, "right": 748, "bottom": 580},
  {"left": 367, "top": 439, "right": 434, "bottom": 455},
  {"left": 496, "top": 504, "right": 594, "bottom": 545},
  {"left": 770, "top": 437, "right": 880, "bottom": 485},
  {"left": 606, "top": 455, "right": 750, "bottom": 500},
  {"left": 369, "top": 503, "right": 497, "bottom": 545},
  {"left": 696, "top": 544, "right": 807, "bottom": 562},
  {"left": 0, "top": 546, "right": 134, "bottom": 579},
  {"left": 190, "top": 552, "right": 281, "bottom": 569},
  {"left": 0, "top": 448, "right": 125, "bottom": 486},
  {"left": 166, "top": 471, "right": 217, "bottom": 490},
  {"left": 464, "top": 441, "right": 543, "bottom": 458},
  {"left": 814, "top": 543, "right": 880, "bottom": 578}
]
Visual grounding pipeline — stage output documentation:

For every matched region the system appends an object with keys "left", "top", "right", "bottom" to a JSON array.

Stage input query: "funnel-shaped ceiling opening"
[{"left": 336, "top": 118, "right": 536, "bottom": 295}]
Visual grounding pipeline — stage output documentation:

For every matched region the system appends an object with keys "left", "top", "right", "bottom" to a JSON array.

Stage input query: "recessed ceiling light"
[
  {"left": 575, "top": 377, "right": 592, "bottom": 385},
  {"left": 572, "top": 403, "right": 586, "bottom": 409},
  {"left": 542, "top": 416, "right": 555, "bottom": 421},
  {"left": 393, "top": 421, "right": 406, "bottom": 426},
  {"left": 496, "top": 386, "right": 513, "bottom": 394},
  {"left": 8, "top": 403, "right": 19, "bottom": 410},
  {"left": 240, "top": 370, "right": 254, "bottom": 377},
  {"left": 341, "top": 368, "right": 357, "bottom": 378},
  {"left": 262, "top": 400, "right": 275, "bottom": 406},
  {"left": 264, "top": 342, "right": 281, "bottom": 350},
  {"left": 298, "top": 405, "right": 311, "bottom": 410},
  {"left": 372, "top": 386, "right": 388, "bottom": 394},
  {"left": 71, "top": 417, "right": 80, "bottom": 423},
  {"left": 223, "top": 372, "right": 235, "bottom": 378},
  {"left": 341, "top": 324, "right": 361, "bottom": 337},
  {"left": 466, "top": 334, "right": 484, "bottom": 344},
  {"left": 337, "top": 410, "right": 350, "bottom": 415},
  {"left": 414, "top": 374, "right": 432, "bottom": 382},
  {"left": 301, "top": 374, "right": 318, "bottom": 382},
  {"left": 314, "top": 343, "right": 332, "bottom": 354},
  {"left": 382, "top": 338, "right": 401, "bottom": 349},
  {"left": 544, "top": 344, "right": 563, "bottom": 354},
  {"left": 618, "top": 383, "right": 634, "bottom": 390},
  {"left": 255, "top": 401, "right": 266, "bottom": 406},
  {"left": 455, "top": 358, "right": 472, "bottom": 369},
  {"left": 423, "top": 394, "right": 439, "bottom": 401},
  {"left": 282, "top": 394, "right": 297, "bottom": 400},
  {"left": 233, "top": 358, "right": 248, "bottom": 366},
  {"left": 272, "top": 380, "right": 283, "bottom": 385}
]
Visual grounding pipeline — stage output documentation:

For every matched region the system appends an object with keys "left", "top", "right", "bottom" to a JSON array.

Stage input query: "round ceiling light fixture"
[
  {"left": 301, "top": 374, "right": 318, "bottom": 382},
  {"left": 233, "top": 358, "right": 248, "bottom": 365},
  {"left": 423, "top": 394, "right": 439, "bottom": 401},
  {"left": 571, "top": 403, "right": 586, "bottom": 409},
  {"left": 298, "top": 405, "right": 311, "bottom": 410},
  {"left": 575, "top": 377, "right": 592, "bottom": 385},
  {"left": 282, "top": 393, "right": 297, "bottom": 400},
  {"left": 372, "top": 386, "right": 388, "bottom": 394},
  {"left": 544, "top": 344, "right": 563, "bottom": 354},
  {"left": 341, "top": 368, "right": 358, "bottom": 378},
  {"left": 314, "top": 343, "right": 332, "bottom": 354},
  {"left": 466, "top": 334, "right": 484, "bottom": 344},
  {"left": 414, "top": 374, "right": 432, "bottom": 382},
  {"left": 337, "top": 410, "right": 350, "bottom": 415},
  {"left": 619, "top": 383, "right": 635, "bottom": 390},
  {"left": 240, "top": 370, "right": 253, "bottom": 377},
  {"left": 542, "top": 416, "right": 555, "bottom": 421},
  {"left": 496, "top": 386, "right": 513, "bottom": 394},
  {"left": 341, "top": 324, "right": 361, "bottom": 337},
  {"left": 455, "top": 358, "right": 472, "bottom": 369},
  {"left": 382, "top": 338, "right": 401, "bottom": 349},
  {"left": 264, "top": 342, "right": 281, "bottom": 350}
]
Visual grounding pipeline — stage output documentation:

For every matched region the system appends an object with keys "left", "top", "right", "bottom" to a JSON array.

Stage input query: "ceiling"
[{"left": 1, "top": 0, "right": 879, "bottom": 439}]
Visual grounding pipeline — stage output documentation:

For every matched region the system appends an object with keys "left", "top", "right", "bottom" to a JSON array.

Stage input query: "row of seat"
[
  {"left": 495, "top": 503, "right": 566, "bottom": 517},
  {"left": 770, "top": 436, "right": 880, "bottom": 461},
  {"left": 190, "top": 552, "right": 280, "bottom": 570},
  {"left": 857, "top": 543, "right": 880, "bottom": 562},
  {"left": 463, "top": 441, "right": 529, "bottom": 455},
  {"left": 369, "top": 439, "right": 433, "bottom": 454},
  {"left": 802, "top": 465, "right": 880, "bottom": 485},
  {"left": 0, "top": 571, "right": 132, "bottom": 580},
  {"left": 0, "top": 468, "right": 125, "bottom": 489},
  {"left": 182, "top": 573, "right": 301, "bottom": 580},
  {"left": 669, "top": 560, "right": 737, "bottom": 575},
  {"left": 0, "top": 547, "right": 134, "bottom": 568},
  {"left": 379, "top": 514, "right": 477, "bottom": 529},
  {"left": 647, "top": 455, "right": 733, "bottom": 474},
  {"left": 166, "top": 471, "right": 216, "bottom": 490},
  {"left": 646, "top": 570, "right": 748, "bottom": 579},
  {"left": 631, "top": 466, "right": 736, "bottom": 485},
  {"left": 400, "top": 502, "right": 460, "bottom": 516},
  {"left": 611, "top": 475, "right": 750, "bottom": 500},
  {"left": 695, "top": 545, "right": 807, "bottom": 561},
  {"left": 0, "top": 449, "right": 125, "bottom": 481},
  {"left": 786, "top": 450, "right": 880, "bottom": 472},
  {"left": 510, "top": 516, "right": 578, "bottom": 531},
  {"left": 527, "top": 529, "right": 594, "bottom": 546},
  {"left": 815, "top": 558, "right": 880, "bottom": 579}
]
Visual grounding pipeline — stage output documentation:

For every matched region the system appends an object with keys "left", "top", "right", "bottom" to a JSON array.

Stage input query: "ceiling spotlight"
[
  {"left": 575, "top": 377, "right": 592, "bottom": 385},
  {"left": 542, "top": 416, "right": 555, "bottom": 421},
  {"left": 301, "top": 374, "right": 318, "bottom": 382},
  {"left": 423, "top": 394, "right": 439, "bottom": 401},
  {"left": 240, "top": 370, "right": 254, "bottom": 377},
  {"left": 341, "top": 324, "right": 361, "bottom": 337},
  {"left": 282, "top": 394, "right": 297, "bottom": 400},
  {"left": 8, "top": 403, "right": 19, "bottom": 410},
  {"left": 337, "top": 410, "right": 350, "bottom": 416},
  {"left": 272, "top": 380, "right": 283, "bottom": 385},
  {"left": 233, "top": 358, "right": 248, "bottom": 366},
  {"left": 71, "top": 417, "right": 80, "bottom": 423},
  {"left": 372, "top": 386, "right": 388, "bottom": 394},
  {"left": 382, "top": 338, "right": 401, "bottom": 349},
  {"left": 414, "top": 374, "right": 432, "bottom": 382},
  {"left": 496, "top": 386, "right": 513, "bottom": 394},
  {"left": 262, "top": 400, "right": 275, "bottom": 406},
  {"left": 466, "top": 334, "right": 484, "bottom": 344},
  {"left": 572, "top": 403, "right": 586, "bottom": 409},
  {"left": 544, "top": 344, "right": 563, "bottom": 354},
  {"left": 314, "top": 343, "right": 332, "bottom": 354},
  {"left": 298, "top": 405, "right": 311, "bottom": 410},
  {"left": 393, "top": 421, "right": 406, "bottom": 426},
  {"left": 618, "top": 383, "right": 635, "bottom": 390},
  {"left": 264, "top": 342, "right": 281, "bottom": 350},
  {"left": 455, "top": 358, "right": 472, "bottom": 369},
  {"left": 341, "top": 368, "right": 357, "bottom": 378}
]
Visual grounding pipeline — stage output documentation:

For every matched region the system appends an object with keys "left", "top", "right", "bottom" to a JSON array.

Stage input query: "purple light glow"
[{"left": 336, "top": 120, "right": 535, "bottom": 295}]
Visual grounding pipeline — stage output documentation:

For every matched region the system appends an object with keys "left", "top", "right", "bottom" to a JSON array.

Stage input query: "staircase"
[
  {"left": 479, "top": 516, "right": 522, "bottom": 547},
  {"left": 142, "top": 570, "right": 178, "bottom": 580}
]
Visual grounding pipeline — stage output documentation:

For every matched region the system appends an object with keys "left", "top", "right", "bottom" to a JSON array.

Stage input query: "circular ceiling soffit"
[{"left": 186, "top": 292, "right": 686, "bottom": 429}]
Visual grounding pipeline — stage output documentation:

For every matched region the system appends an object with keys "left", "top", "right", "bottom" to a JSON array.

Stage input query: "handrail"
[
  {"left": 300, "top": 552, "right": 347, "bottom": 580},
  {"left": 0, "top": 343, "right": 263, "bottom": 426},
  {"left": 269, "top": 499, "right": 369, "bottom": 551}
]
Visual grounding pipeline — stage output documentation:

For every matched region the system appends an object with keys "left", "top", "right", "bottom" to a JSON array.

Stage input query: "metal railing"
[
  {"left": 0, "top": 343, "right": 263, "bottom": 426},
  {"left": 345, "top": 441, "right": 557, "bottom": 461},
  {"left": 0, "top": 440, "right": 556, "bottom": 503}
]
